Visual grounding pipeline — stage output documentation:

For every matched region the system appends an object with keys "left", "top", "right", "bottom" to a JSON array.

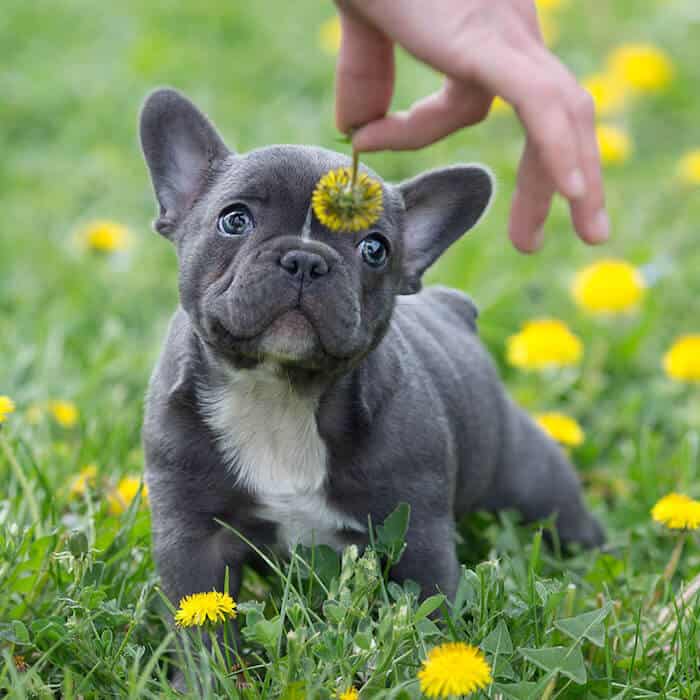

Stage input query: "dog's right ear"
[{"left": 139, "top": 88, "right": 230, "bottom": 236}]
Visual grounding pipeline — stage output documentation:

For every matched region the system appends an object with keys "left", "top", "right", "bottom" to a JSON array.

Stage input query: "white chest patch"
[{"left": 198, "top": 365, "right": 363, "bottom": 551}]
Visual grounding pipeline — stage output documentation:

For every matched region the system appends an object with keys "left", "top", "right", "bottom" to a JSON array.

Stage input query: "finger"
[
  {"left": 352, "top": 80, "right": 491, "bottom": 151},
  {"left": 335, "top": 9, "right": 395, "bottom": 133},
  {"left": 509, "top": 138, "right": 556, "bottom": 253},
  {"left": 530, "top": 46, "right": 608, "bottom": 245},
  {"left": 452, "top": 39, "right": 586, "bottom": 202}
]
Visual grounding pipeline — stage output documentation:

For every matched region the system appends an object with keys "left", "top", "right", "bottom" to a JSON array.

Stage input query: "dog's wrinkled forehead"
[{"left": 205, "top": 145, "right": 399, "bottom": 230}]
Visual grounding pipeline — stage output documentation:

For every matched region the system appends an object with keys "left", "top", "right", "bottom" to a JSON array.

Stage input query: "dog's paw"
[
  {"left": 558, "top": 510, "right": 606, "bottom": 550},
  {"left": 170, "top": 670, "right": 187, "bottom": 694}
]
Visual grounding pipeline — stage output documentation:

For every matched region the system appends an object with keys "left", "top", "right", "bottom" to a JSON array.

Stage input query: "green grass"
[{"left": 2, "top": 0, "right": 700, "bottom": 697}]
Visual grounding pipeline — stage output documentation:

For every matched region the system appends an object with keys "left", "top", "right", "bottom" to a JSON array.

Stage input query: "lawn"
[{"left": 1, "top": 0, "right": 700, "bottom": 697}]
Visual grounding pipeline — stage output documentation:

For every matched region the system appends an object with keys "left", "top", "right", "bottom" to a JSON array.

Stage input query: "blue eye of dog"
[
  {"left": 359, "top": 235, "right": 389, "bottom": 267},
  {"left": 217, "top": 204, "right": 255, "bottom": 236}
]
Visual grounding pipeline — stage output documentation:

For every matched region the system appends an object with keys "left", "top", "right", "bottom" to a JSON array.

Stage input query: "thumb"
[{"left": 335, "top": 8, "right": 395, "bottom": 134}]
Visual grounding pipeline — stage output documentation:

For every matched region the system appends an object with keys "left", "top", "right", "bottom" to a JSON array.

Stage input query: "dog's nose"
[{"left": 278, "top": 250, "right": 329, "bottom": 279}]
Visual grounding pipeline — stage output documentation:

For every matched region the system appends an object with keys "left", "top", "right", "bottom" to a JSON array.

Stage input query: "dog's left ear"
[{"left": 398, "top": 165, "right": 493, "bottom": 294}]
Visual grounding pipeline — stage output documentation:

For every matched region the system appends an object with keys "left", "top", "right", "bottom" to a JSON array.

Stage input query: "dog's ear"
[
  {"left": 398, "top": 165, "right": 494, "bottom": 294},
  {"left": 139, "top": 88, "right": 230, "bottom": 236}
]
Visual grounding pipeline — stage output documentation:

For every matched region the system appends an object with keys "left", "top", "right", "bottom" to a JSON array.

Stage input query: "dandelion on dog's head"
[
  {"left": 175, "top": 591, "right": 237, "bottom": 628},
  {"left": 572, "top": 259, "right": 645, "bottom": 315},
  {"left": 108, "top": 476, "right": 148, "bottom": 515},
  {"left": 48, "top": 400, "right": 79, "bottom": 428},
  {"left": 652, "top": 493, "right": 700, "bottom": 530},
  {"left": 79, "top": 220, "right": 131, "bottom": 254},
  {"left": 312, "top": 167, "right": 383, "bottom": 232},
  {"left": 535, "top": 412, "right": 584, "bottom": 447},
  {"left": 418, "top": 641, "right": 492, "bottom": 698},
  {"left": 0, "top": 396, "right": 16, "bottom": 424},
  {"left": 663, "top": 335, "right": 700, "bottom": 383},
  {"left": 506, "top": 319, "right": 583, "bottom": 371}
]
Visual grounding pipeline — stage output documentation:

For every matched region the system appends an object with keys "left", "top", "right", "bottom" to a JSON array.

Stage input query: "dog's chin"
[
  {"left": 205, "top": 308, "right": 364, "bottom": 372},
  {"left": 255, "top": 310, "right": 322, "bottom": 364}
]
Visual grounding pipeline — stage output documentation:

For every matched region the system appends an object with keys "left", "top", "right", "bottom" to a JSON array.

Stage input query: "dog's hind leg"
[{"left": 478, "top": 401, "right": 605, "bottom": 549}]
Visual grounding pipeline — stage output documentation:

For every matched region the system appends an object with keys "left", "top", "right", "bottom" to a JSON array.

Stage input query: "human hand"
[{"left": 334, "top": 0, "right": 608, "bottom": 253}]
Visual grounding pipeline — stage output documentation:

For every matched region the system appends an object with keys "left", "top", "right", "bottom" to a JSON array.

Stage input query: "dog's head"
[{"left": 140, "top": 88, "right": 493, "bottom": 373}]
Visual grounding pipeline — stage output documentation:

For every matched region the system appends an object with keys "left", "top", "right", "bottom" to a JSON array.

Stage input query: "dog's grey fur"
[{"left": 140, "top": 88, "right": 604, "bottom": 614}]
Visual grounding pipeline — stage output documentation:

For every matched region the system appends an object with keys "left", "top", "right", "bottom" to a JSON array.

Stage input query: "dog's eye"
[
  {"left": 217, "top": 204, "right": 255, "bottom": 236},
  {"left": 359, "top": 234, "right": 389, "bottom": 268}
]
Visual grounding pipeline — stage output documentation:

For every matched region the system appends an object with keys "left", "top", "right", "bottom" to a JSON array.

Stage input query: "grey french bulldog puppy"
[{"left": 139, "top": 88, "right": 604, "bottom": 617}]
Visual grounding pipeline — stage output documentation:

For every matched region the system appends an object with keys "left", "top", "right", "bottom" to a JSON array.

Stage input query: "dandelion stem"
[
  {"left": 663, "top": 532, "right": 686, "bottom": 582},
  {"left": 0, "top": 433, "right": 42, "bottom": 536},
  {"left": 351, "top": 149, "right": 359, "bottom": 188},
  {"left": 651, "top": 532, "right": 687, "bottom": 607}
]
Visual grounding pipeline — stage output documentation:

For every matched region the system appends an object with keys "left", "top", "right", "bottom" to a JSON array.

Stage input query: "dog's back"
[{"left": 391, "top": 287, "right": 604, "bottom": 547}]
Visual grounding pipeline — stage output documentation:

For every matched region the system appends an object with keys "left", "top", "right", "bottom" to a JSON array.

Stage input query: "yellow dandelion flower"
[
  {"left": 108, "top": 476, "right": 148, "bottom": 515},
  {"left": 319, "top": 15, "right": 341, "bottom": 55},
  {"left": 596, "top": 124, "right": 632, "bottom": 166},
  {"left": 607, "top": 43, "right": 673, "bottom": 94},
  {"left": 337, "top": 688, "right": 359, "bottom": 700},
  {"left": 506, "top": 319, "right": 583, "bottom": 371},
  {"left": 678, "top": 149, "right": 700, "bottom": 186},
  {"left": 48, "top": 400, "right": 79, "bottom": 428},
  {"left": 13, "top": 655, "right": 28, "bottom": 672},
  {"left": 175, "top": 591, "right": 237, "bottom": 628},
  {"left": 571, "top": 259, "right": 645, "bottom": 315},
  {"left": 652, "top": 493, "right": 700, "bottom": 530},
  {"left": 535, "top": 412, "right": 585, "bottom": 447},
  {"left": 663, "top": 334, "right": 700, "bottom": 382},
  {"left": 69, "top": 464, "right": 98, "bottom": 498},
  {"left": 80, "top": 220, "right": 131, "bottom": 254},
  {"left": 418, "top": 642, "right": 492, "bottom": 699},
  {"left": 0, "top": 396, "right": 16, "bottom": 424},
  {"left": 312, "top": 167, "right": 383, "bottom": 232},
  {"left": 582, "top": 72, "right": 629, "bottom": 118}
]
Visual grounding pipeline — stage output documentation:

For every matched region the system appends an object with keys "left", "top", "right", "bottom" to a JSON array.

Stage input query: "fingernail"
[
  {"left": 566, "top": 169, "right": 586, "bottom": 199},
  {"left": 589, "top": 210, "right": 610, "bottom": 243}
]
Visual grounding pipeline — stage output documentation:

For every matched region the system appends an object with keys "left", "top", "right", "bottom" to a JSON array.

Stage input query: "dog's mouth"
[
  {"left": 207, "top": 306, "right": 333, "bottom": 364},
  {"left": 257, "top": 308, "right": 320, "bottom": 356}
]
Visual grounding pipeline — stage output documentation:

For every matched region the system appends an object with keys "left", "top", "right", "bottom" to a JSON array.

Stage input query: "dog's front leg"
[
  {"left": 389, "top": 514, "right": 460, "bottom": 600},
  {"left": 152, "top": 517, "right": 246, "bottom": 614},
  {"left": 150, "top": 513, "right": 249, "bottom": 691}
]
